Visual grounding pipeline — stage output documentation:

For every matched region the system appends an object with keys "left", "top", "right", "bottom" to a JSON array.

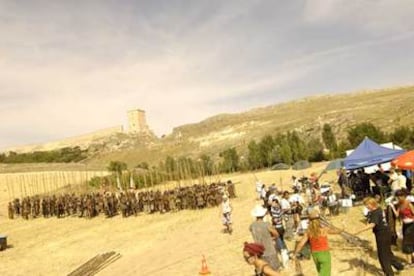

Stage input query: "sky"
[{"left": 1, "top": 0, "right": 414, "bottom": 149}]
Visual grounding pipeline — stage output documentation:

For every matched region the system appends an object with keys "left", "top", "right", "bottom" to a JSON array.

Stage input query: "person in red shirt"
[
  {"left": 292, "top": 209, "right": 343, "bottom": 276},
  {"left": 390, "top": 189, "right": 414, "bottom": 266}
]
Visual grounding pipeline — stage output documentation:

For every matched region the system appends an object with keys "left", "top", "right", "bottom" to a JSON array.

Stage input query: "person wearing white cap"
[{"left": 249, "top": 205, "right": 281, "bottom": 271}]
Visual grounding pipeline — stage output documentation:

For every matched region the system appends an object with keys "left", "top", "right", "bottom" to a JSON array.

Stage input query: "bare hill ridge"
[
  {"left": 87, "top": 85, "right": 414, "bottom": 167},
  {"left": 2, "top": 86, "right": 413, "bottom": 170}
]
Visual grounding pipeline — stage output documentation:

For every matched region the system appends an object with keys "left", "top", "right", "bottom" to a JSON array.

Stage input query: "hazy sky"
[{"left": 1, "top": 0, "right": 414, "bottom": 149}]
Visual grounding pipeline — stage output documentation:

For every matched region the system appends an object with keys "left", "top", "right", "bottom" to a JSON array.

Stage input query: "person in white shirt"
[
  {"left": 388, "top": 169, "right": 400, "bottom": 194},
  {"left": 280, "top": 192, "right": 291, "bottom": 211},
  {"left": 256, "top": 181, "right": 263, "bottom": 199},
  {"left": 289, "top": 188, "right": 304, "bottom": 229},
  {"left": 268, "top": 188, "right": 280, "bottom": 207},
  {"left": 397, "top": 170, "right": 407, "bottom": 190},
  {"left": 281, "top": 191, "right": 294, "bottom": 240},
  {"left": 221, "top": 195, "right": 233, "bottom": 234},
  {"left": 291, "top": 176, "right": 302, "bottom": 192},
  {"left": 327, "top": 190, "right": 339, "bottom": 216},
  {"left": 289, "top": 188, "right": 305, "bottom": 205}
]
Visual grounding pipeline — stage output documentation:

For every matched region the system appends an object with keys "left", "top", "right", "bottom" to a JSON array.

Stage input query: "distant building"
[{"left": 127, "top": 109, "right": 149, "bottom": 133}]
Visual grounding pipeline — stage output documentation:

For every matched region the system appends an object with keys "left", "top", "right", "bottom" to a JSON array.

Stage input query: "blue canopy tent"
[{"left": 344, "top": 137, "right": 405, "bottom": 170}]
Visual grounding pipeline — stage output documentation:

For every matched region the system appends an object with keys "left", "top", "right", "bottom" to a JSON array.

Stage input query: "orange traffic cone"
[{"left": 199, "top": 255, "right": 211, "bottom": 275}]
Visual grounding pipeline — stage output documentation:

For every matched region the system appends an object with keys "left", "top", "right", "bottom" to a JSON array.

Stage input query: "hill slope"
[{"left": 86, "top": 86, "right": 414, "bottom": 167}]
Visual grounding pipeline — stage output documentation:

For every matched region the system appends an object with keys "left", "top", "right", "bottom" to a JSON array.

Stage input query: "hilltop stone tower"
[{"left": 127, "top": 109, "right": 149, "bottom": 133}]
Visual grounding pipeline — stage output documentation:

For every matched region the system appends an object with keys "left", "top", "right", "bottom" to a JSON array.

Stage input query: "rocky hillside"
[{"left": 86, "top": 86, "right": 414, "bottom": 167}]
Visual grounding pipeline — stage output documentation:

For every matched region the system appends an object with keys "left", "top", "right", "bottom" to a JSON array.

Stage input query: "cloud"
[
  {"left": 303, "top": 0, "right": 414, "bottom": 35},
  {"left": 0, "top": 0, "right": 413, "bottom": 149}
]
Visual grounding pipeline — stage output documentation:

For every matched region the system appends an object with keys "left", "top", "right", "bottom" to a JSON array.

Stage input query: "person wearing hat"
[
  {"left": 220, "top": 195, "right": 233, "bottom": 234},
  {"left": 243, "top": 242, "right": 280, "bottom": 276},
  {"left": 249, "top": 205, "right": 281, "bottom": 271},
  {"left": 292, "top": 209, "right": 343, "bottom": 276}
]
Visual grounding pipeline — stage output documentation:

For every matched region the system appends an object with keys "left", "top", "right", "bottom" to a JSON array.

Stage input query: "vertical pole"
[
  {"left": 185, "top": 159, "right": 191, "bottom": 186},
  {"left": 42, "top": 173, "right": 48, "bottom": 194},
  {"left": 149, "top": 169, "right": 154, "bottom": 189},
  {"left": 11, "top": 174, "right": 15, "bottom": 199},
  {"left": 5, "top": 174, "right": 11, "bottom": 202},
  {"left": 178, "top": 161, "right": 184, "bottom": 187},
  {"left": 20, "top": 175, "right": 26, "bottom": 197},
  {"left": 32, "top": 173, "right": 36, "bottom": 195},
  {"left": 143, "top": 172, "right": 147, "bottom": 191},
  {"left": 24, "top": 174, "right": 31, "bottom": 196},
  {"left": 41, "top": 172, "right": 46, "bottom": 194},
  {"left": 31, "top": 173, "right": 36, "bottom": 195}
]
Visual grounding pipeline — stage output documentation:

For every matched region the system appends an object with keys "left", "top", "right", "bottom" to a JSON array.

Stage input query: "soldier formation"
[{"left": 7, "top": 180, "right": 236, "bottom": 220}]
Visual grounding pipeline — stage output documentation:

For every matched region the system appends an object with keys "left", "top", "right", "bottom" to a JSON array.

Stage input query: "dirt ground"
[{"left": 0, "top": 162, "right": 412, "bottom": 275}]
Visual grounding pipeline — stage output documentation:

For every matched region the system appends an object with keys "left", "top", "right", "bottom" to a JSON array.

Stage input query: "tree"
[
  {"left": 219, "top": 147, "right": 240, "bottom": 173},
  {"left": 337, "top": 141, "right": 351, "bottom": 158},
  {"left": 247, "top": 140, "right": 262, "bottom": 170},
  {"left": 136, "top": 162, "right": 149, "bottom": 170},
  {"left": 279, "top": 139, "right": 292, "bottom": 165},
  {"left": 389, "top": 126, "right": 412, "bottom": 149},
  {"left": 107, "top": 161, "right": 128, "bottom": 175},
  {"left": 107, "top": 161, "right": 127, "bottom": 188},
  {"left": 347, "top": 122, "right": 387, "bottom": 148},
  {"left": 307, "top": 138, "right": 325, "bottom": 162},
  {"left": 199, "top": 154, "right": 213, "bottom": 176},
  {"left": 0, "top": 147, "right": 87, "bottom": 163},
  {"left": 288, "top": 131, "right": 309, "bottom": 162},
  {"left": 165, "top": 156, "right": 177, "bottom": 179},
  {"left": 322, "top": 123, "right": 338, "bottom": 153},
  {"left": 88, "top": 176, "right": 102, "bottom": 188},
  {"left": 259, "top": 135, "right": 275, "bottom": 168}
]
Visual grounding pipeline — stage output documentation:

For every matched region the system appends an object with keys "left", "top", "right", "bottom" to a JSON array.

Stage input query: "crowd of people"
[
  {"left": 243, "top": 167, "right": 414, "bottom": 276},
  {"left": 245, "top": 174, "right": 334, "bottom": 275},
  {"left": 7, "top": 181, "right": 236, "bottom": 220},
  {"left": 338, "top": 166, "right": 412, "bottom": 200}
]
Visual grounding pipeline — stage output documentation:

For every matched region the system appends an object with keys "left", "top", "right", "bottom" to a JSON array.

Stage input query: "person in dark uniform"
[
  {"left": 8, "top": 202, "right": 14, "bottom": 219},
  {"left": 227, "top": 180, "right": 236, "bottom": 198},
  {"left": 354, "top": 197, "right": 404, "bottom": 276}
]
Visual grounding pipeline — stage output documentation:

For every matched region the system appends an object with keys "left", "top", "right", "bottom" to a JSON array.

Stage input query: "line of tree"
[
  {"left": 0, "top": 147, "right": 88, "bottom": 163},
  {"left": 3, "top": 121, "right": 414, "bottom": 183},
  {"left": 90, "top": 122, "right": 414, "bottom": 189},
  {"left": 90, "top": 157, "right": 217, "bottom": 190},
  {"left": 210, "top": 122, "right": 414, "bottom": 172}
]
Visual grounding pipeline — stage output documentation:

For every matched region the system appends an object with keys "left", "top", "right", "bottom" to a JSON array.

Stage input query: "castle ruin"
[{"left": 127, "top": 109, "right": 149, "bottom": 134}]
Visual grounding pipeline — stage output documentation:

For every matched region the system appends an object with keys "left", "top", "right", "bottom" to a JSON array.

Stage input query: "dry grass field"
[{"left": 0, "top": 163, "right": 412, "bottom": 275}]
